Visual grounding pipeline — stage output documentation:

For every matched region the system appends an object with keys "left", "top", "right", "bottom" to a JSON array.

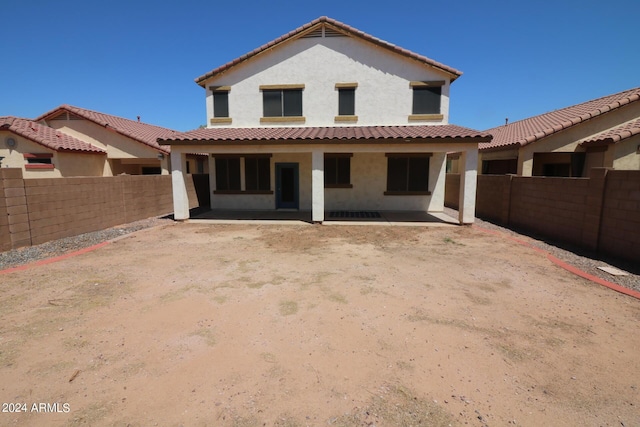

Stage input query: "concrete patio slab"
[{"left": 189, "top": 210, "right": 460, "bottom": 227}]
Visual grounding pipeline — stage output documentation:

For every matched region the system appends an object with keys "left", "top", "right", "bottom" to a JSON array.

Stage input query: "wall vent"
[
  {"left": 301, "top": 25, "right": 347, "bottom": 38},
  {"left": 49, "top": 112, "right": 83, "bottom": 121},
  {"left": 324, "top": 27, "right": 346, "bottom": 37},
  {"left": 302, "top": 27, "right": 323, "bottom": 38},
  {"left": 50, "top": 112, "right": 68, "bottom": 120}
]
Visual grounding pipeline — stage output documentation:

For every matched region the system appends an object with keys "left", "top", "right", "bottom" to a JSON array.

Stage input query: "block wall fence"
[
  {"left": 445, "top": 168, "right": 640, "bottom": 263},
  {"left": 1, "top": 169, "right": 200, "bottom": 251}
]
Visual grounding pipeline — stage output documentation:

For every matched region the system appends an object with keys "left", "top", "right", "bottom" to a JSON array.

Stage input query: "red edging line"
[
  {"left": 0, "top": 241, "right": 111, "bottom": 275},
  {"left": 474, "top": 225, "right": 640, "bottom": 300}
]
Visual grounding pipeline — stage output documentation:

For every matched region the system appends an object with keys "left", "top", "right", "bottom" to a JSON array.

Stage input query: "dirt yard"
[{"left": 1, "top": 222, "right": 638, "bottom": 426}]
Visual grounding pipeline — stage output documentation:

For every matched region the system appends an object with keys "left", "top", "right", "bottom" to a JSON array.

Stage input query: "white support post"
[
  {"left": 311, "top": 150, "right": 325, "bottom": 223},
  {"left": 458, "top": 147, "right": 478, "bottom": 224},
  {"left": 171, "top": 149, "right": 190, "bottom": 220}
]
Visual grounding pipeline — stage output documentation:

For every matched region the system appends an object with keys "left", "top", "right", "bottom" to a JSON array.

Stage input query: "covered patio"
[
  {"left": 159, "top": 125, "right": 491, "bottom": 225},
  {"left": 187, "top": 209, "right": 459, "bottom": 226}
]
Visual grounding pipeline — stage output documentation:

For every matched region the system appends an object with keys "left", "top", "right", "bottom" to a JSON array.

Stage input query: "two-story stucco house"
[{"left": 160, "top": 16, "right": 491, "bottom": 223}]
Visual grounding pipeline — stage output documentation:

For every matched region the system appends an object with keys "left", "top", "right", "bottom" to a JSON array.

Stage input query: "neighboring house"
[
  {"left": 478, "top": 87, "right": 640, "bottom": 176},
  {"left": 36, "top": 105, "right": 177, "bottom": 175},
  {"left": 0, "top": 116, "right": 106, "bottom": 177},
  {"left": 161, "top": 16, "right": 490, "bottom": 223}
]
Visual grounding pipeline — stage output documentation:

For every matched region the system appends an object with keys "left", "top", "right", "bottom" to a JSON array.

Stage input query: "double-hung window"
[
  {"left": 324, "top": 153, "right": 352, "bottom": 188},
  {"left": 210, "top": 86, "right": 231, "bottom": 124},
  {"left": 260, "top": 84, "right": 304, "bottom": 122},
  {"left": 409, "top": 81, "right": 444, "bottom": 121},
  {"left": 385, "top": 154, "right": 432, "bottom": 195}
]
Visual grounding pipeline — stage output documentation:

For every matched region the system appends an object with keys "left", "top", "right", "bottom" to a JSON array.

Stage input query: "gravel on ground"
[{"left": 0, "top": 216, "right": 173, "bottom": 271}]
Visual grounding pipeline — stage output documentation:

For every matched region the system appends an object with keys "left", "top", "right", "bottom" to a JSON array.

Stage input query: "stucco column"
[
  {"left": 458, "top": 148, "right": 478, "bottom": 224},
  {"left": 311, "top": 150, "right": 325, "bottom": 223},
  {"left": 160, "top": 154, "right": 170, "bottom": 175},
  {"left": 170, "top": 148, "right": 190, "bottom": 220}
]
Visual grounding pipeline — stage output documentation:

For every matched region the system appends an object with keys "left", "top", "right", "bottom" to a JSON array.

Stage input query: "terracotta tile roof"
[
  {"left": 481, "top": 87, "right": 640, "bottom": 151},
  {"left": 158, "top": 124, "right": 491, "bottom": 144},
  {"left": 195, "top": 16, "right": 462, "bottom": 86},
  {"left": 581, "top": 118, "right": 640, "bottom": 146},
  {"left": 36, "top": 105, "right": 176, "bottom": 154},
  {"left": 0, "top": 116, "right": 105, "bottom": 154}
]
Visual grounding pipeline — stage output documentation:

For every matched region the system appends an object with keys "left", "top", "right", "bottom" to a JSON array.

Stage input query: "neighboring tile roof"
[
  {"left": 158, "top": 124, "right": 491, "bottom": 144},
  {"left": 195, "top": 16, "right": 462, "bottom": 86},
  {"left": 581, "top": 118, "right": 640, "bottom": 146},
  {"left": 481, "top": 87, "right": 640, "bottom": 151},
  {"left": 36, "top": 105, "right": 176, "bottom": 154},
  {"left": 0, "top": 116, "right": 105, "bottom": 154}
]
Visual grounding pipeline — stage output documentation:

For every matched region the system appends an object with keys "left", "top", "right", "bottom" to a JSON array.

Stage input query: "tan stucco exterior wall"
[
  {"left": 45, "top": 119, "right": 169, "bottom": 175},
  {"left": 612, "top": 135, "right": 640, "bottom": 170},
  {"left": 0, "top": 133, "right": 105, "bottom": 178},
  {"left": 324, "top": 152, "right": 442, "bottom": 211},
  {"left": 55, "top": 152, "right": 105, "bottom": 177},
  {"left": 1, "top": 134, "right": 58, "bottom": 176}
]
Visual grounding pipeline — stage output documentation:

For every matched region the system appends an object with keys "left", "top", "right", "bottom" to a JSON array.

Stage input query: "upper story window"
[
  {"left": 409, "top": 81, "right": 444, "bottom": 121},
  {"left": 260, "top": 84, "right": 305, "bottom": 123},
  {"left": 210, "top": 86, "right": 231, "bottom": 125},
  {"left": 335, "top": 83, "right": 357, "bottom": 123},
  {"left": 338, "top": 88, "right": 355, "bottom": 115}
]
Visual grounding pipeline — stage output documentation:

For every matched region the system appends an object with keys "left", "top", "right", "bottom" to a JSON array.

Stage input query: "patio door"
[{"left": 275, "top": 163, "right": 299, "bottom": 209}]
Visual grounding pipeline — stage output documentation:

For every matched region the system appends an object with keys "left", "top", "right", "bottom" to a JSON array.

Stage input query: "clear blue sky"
[{"left": 1, "top": 0, "right": 638, "bottom": 132}]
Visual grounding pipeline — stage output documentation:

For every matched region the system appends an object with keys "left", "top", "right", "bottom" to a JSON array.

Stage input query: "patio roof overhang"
[{"left": 158, "top": 125, "right": 492, "bottom": 146}]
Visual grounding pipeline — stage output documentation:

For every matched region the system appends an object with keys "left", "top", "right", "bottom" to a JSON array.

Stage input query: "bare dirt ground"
[{"left": 1, "top": 222, "right": 639, "bottom": 427}]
